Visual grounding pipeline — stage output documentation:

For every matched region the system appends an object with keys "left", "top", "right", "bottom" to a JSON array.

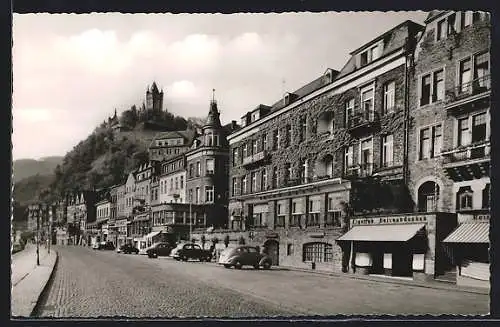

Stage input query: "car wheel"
[
  {"left": 262, "top": 261, "right": 271, "bottom": 270},
  {"left": 253, "top": 264, "right": 260, "bottom": 269},
  {"left": 199, "top": 257, "right": 204, "bottom": 262},
  {"left": 174, "top": 257, "right": 180, "bottom": 261},
  {"left": 234, "top": 261, "right": 242, "bottom": 269},
  {"left": 223, "top": 264, "right": 231, "bottom": 269},
  {"left": 182, "top": 256, "right": 188, "bottom": 262}
]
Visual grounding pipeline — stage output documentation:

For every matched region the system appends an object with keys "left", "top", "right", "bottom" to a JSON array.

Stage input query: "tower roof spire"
[{"left": 205, "top": 88, "right": 221, "bottom": 128}]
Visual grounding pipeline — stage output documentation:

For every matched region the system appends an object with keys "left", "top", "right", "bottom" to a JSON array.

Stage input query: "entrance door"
[
  {"left": 370, "top": 250, "right": 384, "bottom": 274},
  {"left": 392, "top": 247, "right": 412, "bottom": 277},
  {"left": 264, "top": 240, "right": 279, "bottom": 266}
]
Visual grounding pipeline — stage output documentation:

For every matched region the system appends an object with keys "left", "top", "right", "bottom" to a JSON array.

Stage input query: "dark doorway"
[
  {"left": 392, "top": 246, "right": 413, "bottom": 277},
  {"left": 264, "top": 239, "right": 279, "bottom": 266},
  {"left": 370, "top": 250, "right": 385, "bottom": 274}
]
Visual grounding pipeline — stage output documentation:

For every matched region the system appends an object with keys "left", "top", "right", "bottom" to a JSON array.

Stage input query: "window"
[
  {"left": 360, "top": 138, "right": 373, "bottom": 175},
  {"left": 298, "top": 160, "right": 307, "bottom": 183},
  {"left": 206, "top": 158, "right": 215, "bottom": 175},
  {"left": 383, "top": 81, "right": 395, "bottom": 114},
  {"left": 169, "top": 178, "right": 173, "bottom": 191},
  {"left": 196, "top": 161, "right": 201, "bottom": 177},
  {"left": 262, "top": 134, "right": 268, "bottom": 151},
  {"left": 232, "top": 178, "right": 239, "bottom": 196},
  {"left": 232, "top": 148, "right": 239, "bottom": 167},
  {"left": 420, "top": 74, "right": 431, "bottom": 106},
  {"left": 251, "top": 172, "right": 257, "bottom": 193},
  {"left": 299, "top": 116, "right": 307, "bottom": 142},
  {"left": 251, "top": 111, "right": 259, "bottom": 122},
  {"left": 418, "top": 181, "right": 439, "bottom": 212},
  {"left": 381, "top": 134, "right": 394, "bottom": 168},
  {"left": 474, "top": 52, "right": 490, "bottom": 89},
  {"left": 241, "top": 176, "right": 247, "bottom": 194},
  {"left": 344, "top": 145, "right": 354, "bottom": 173},
  {"left": 291, "top": 200, "right": 302, "bottom": 227},
  {"left": 287, "top": 244, "right": 294, "bottom": 256},
  {"left": 345, "top": 98, "right": 354, "bottom": 127},
  {"left": 284, "top": 163, "right": 291, "bottom": 183},
  {"left": 180, "top": 176, "right": 184, "bottom": 189},
  {"left": 261, "top": 169, "right": 267, "bottom": 191},
  {"left": 419, "top": 124, "right": 442, "bottom": 159},
  {"left": 457, "top": 187, "right": 473, "bottom": 211},
  {"left": 188, "top": 189, "right": 193, "bottom": 203},
  {"left": 272, "top": 166, "right": 279, "bottom": 188},
  {"left": 205, "top": 186, "right": 214, "bottom": 203},
  {"left": 285, "top": 125, "right": 292, "bottom": 147},
  {"left": 242, "top": 143, "right": 248, "bottom": 158},
  {"left": 174, "top": 177, "right": 178, "bottom": 190},
  {"left": 447, "top": 13, "right": 456, "bottom": 35},
  {"left": 195, "top": 187, "right": 200, "bottom": 204},
  {"left": 307, "top": 198, "right": 320, "bottom": 227},
  {"left": 360, "top": 45, "right": 380, "bottom": 66},
  {"left": 276, "top": 203, "right": 285, "bottom": 227},
  {"left": 252, "top": 139, "right": 258, "bottom": 155},
  {"left": 303, "top": 243, "right": 333, "bottom": 263},
  {"left": 361, "top": 86, "right": 374, "bottom": 120},
  {"left": 461, "top": 11, "right": 473, "bottom": 28},
  {"left": 433, "top": 69, "right": 444, "bottom": 101},
  {"left": 471, "top": 112, "right": 487, "bottom": 144},
  {"left": 437, "top": 18, "right": 447, "bottom": 41},
  {"left": 458, "top": 118, "right": 470, "bottom": 146},
  {"left": 273, "top": 130, "right": 280, "bottom": 150},
  {"left": 459, "top": 57, "right": 472, "bottom": 93}
]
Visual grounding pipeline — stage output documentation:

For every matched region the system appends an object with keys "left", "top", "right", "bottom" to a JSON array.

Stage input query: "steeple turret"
[{"left": 204, "top": 89, "right": 222, "bottom": 128}]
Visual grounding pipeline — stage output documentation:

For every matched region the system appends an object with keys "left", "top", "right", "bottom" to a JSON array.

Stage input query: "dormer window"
[
  {"left": 324, "top": 69, "right": 334, "bottom": 83},
  {"left": 283, "top": 92, "right": 296, "bottom": 106},
  {"left": 251, "top": 111, "right": 259, "bottom": 123},
  {"left": 360, "top": 45, "right": 380, "bottom": 66}
]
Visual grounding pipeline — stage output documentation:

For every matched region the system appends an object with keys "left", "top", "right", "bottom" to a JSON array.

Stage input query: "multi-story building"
[
  {"left": 72, "top": 191, "right": 97, "bottom": 246},
  {"left": 408, "top": 10, "right": 491, "bottom": 287},
  {"left": 186, "top": 98, "right": 232, "bottom": 228},
  {"left": 113, "top": 183, "right": 129, "bottom": 247},
  {"left": 227, "top": 20, "right": 428, "bottom": 274},
  {"left": 95, "top": 194, "right": 111, "bottom": 244},
  {"left": 158, "top": 154, "right": 187, "bottom": 204},
  {"left": 148, "top": 130, "right": 196, "bottom": 162}
]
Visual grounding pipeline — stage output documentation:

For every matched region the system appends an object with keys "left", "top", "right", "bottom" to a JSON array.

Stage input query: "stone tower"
[{"left": 146, "top": 82, "right": 164, "bottom": 112}]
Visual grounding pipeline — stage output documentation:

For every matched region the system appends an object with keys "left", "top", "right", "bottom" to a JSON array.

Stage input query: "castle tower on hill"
[{"left": 146, "top": 81, "right": 164, "bottom": 112}]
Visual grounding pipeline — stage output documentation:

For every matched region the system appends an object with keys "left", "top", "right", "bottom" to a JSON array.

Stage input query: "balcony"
[
  {"left": 347, "top": 111, "right": 380, "bottom": 132},
  {"left": 242, "top": 150, "right": 269, "bottom": 167},
  {"left": 343, "top": 163, "right": 374, "bottom": 179},
  {"left": 441, "top": 141, "right": 490, "bottom": 181},
  {"left": 445, "top": 75, "right": 491, "bottom": 114}
]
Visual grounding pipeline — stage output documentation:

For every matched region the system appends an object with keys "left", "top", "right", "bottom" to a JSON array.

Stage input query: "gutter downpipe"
[{"left": 403, "top": 37, "right": 411, "bottom": 186}]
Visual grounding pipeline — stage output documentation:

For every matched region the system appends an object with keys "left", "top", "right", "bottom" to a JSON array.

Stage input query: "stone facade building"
[
  {"left": 186, "top": 98, "right": 232, "bottom": 229},
  {"left": 226, "top": 20, "right": 427, "bottom": 274},
  {"left": 158, "top": 154, "right": 187, "bottom": 204},
  {"left": 148, "top": 130, "right": 196, "bottom": 162},
  {"left": 408, "top": 10, "right": 491, "bottom": 287}
]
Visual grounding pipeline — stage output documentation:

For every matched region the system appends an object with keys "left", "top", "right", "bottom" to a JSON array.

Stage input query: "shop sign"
[{"left": 265, "top": 232, "right": 279, "bottom": 239}]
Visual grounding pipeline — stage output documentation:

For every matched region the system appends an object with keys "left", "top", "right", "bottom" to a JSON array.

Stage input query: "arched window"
[
  {"left": 302, "top": 242, "right": 333, "bottom": 263},
  {"left": 418, "top": 181, "right": 439, "bottom": 212},
  {"left": 457, "top": 186, "right": 473, "bottom": 211}
]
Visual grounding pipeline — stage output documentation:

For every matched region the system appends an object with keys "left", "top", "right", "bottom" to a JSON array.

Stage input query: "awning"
[
  {"left": 443, "top": 222, "right": 489, "bottom": 244},
  {"left": 145, "top": 231, "right": 161, "bottom": 239},
  {"left": 337, "top": 223, "right": 426, "bottom": 242}
]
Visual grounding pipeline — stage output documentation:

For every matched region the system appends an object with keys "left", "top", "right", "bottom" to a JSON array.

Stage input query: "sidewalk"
[{"left": 11, "top": 243, "right": 58, "bottom": 317}]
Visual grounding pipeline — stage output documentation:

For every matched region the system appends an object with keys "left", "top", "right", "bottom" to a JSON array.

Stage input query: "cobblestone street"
[{"left": 37, "top": 246, "right": 489, "bottom": 317}]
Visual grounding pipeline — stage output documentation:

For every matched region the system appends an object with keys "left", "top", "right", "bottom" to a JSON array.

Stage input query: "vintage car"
[
  {"left": 170, "top": 243, "right": 213, "bottom": 262},
  {"left": 218, "top": 246, "right": 272, "bottom": 269}
]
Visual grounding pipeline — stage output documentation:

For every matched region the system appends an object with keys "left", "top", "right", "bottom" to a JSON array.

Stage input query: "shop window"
[{"left": 303, "top": 242, "right": 333, "bottom": 263}]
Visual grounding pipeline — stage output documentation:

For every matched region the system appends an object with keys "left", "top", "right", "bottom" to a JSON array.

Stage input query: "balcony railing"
[
  {"left": 343, "top": 163, "right": 374, "bottom": 178},
  {"left": 441, "top": 141, "right": 490, "bottom": 164},
  {"left": 347, "top": 111, "right": 379, "bottom": 130},
  {"left": 242, "top": 150, "right": 269, "bottom": 167},
  {"left": 445, "top": 75, "right": 491, "bottom": 105}
]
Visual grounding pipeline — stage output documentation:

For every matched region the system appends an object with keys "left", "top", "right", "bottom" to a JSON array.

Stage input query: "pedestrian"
[{"left": 209, "top": 244, "right": 216, "bottom": 261}]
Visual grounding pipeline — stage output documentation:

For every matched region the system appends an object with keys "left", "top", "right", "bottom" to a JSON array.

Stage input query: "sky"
[{"left": 12, "top": 11, "right": 428, "bottom": 160}]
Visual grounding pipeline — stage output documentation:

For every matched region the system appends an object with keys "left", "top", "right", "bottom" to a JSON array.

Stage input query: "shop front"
[
  {"left": 337, "top": 212, "right": 458, "bottom": 280},
  {"left": 443, "top": 216, "right": 489, "bottom": 289}
]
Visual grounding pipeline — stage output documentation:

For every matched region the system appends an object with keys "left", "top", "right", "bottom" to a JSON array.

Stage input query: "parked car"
[
  {"left": 94, "top": 241, "right": 115, "bottom": 250},
  {"left": 117, "top": 244, "right": 139, "bottom": 254},
  {"left": 146, "top": 242, "right": 175, "bottom": 258},
  {"left": 218, "top": 246, "right": 272, "bottom": 269},
  {"left": 170, "top": 243, "right": 212, "bottom": 262}
]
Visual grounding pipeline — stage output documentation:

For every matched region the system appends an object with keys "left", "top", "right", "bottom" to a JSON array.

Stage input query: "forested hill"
[{"left": 42, "top": 106, "right": 203, "bottom": 202}]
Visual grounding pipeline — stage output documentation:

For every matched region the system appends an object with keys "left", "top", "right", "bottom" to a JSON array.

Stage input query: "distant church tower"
[{"left": 146, "top": 82, "right": 164, "bottom": 112}]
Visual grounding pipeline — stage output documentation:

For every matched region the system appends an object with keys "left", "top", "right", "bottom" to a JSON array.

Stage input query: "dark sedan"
[
  {"left": 117, "top": 244, "right": 139, "bottom": 254},
  {"left": 218, "top": 246, "right": 272, "bottom": 269},
  {"left": 146, "top": 242, "right": 175, "bottom": 258}
]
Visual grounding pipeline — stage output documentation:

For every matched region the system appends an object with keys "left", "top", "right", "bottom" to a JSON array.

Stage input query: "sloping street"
[{"left": 37, "top": 246, "right": 489, "bottom": 317}]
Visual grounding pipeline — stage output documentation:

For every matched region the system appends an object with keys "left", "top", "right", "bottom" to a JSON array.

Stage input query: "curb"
[{"left": 30, "top": 250, "right": 59, "bottom": 317}]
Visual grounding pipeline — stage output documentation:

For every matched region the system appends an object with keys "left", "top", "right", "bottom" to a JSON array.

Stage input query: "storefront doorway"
[{"left": 264, "top": 239, "right": 279, "bottom": 266}]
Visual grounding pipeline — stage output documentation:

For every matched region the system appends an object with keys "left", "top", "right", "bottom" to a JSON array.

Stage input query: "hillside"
[
  {"left": 13, "top": 156, "right": 63, "bottom": 183},
  {"left": 13, "top": 173, "right": 55, "bottom": 205}
]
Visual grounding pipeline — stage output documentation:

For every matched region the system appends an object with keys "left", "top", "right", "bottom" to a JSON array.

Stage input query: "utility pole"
[{"left": 36, "top": 206, "right": 40, "bottom": 266}]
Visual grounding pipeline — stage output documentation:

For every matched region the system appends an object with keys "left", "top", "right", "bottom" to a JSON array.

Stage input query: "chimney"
[{"left": 231, "top": 120, "right": 237, "bottom": 130}]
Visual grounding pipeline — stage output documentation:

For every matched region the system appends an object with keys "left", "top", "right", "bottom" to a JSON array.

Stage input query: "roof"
[
  {"left": 424, "top": 10, "right": 448, "bottom": 23},
  {"left": 152, "top": 129, "right": 196, "bottom": 141},
  {"left": 443, "top": 222, "right": 489, "bottom": 244},
  {"left": 337, "top": 223, "right": 426, "bottom": 242}
]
